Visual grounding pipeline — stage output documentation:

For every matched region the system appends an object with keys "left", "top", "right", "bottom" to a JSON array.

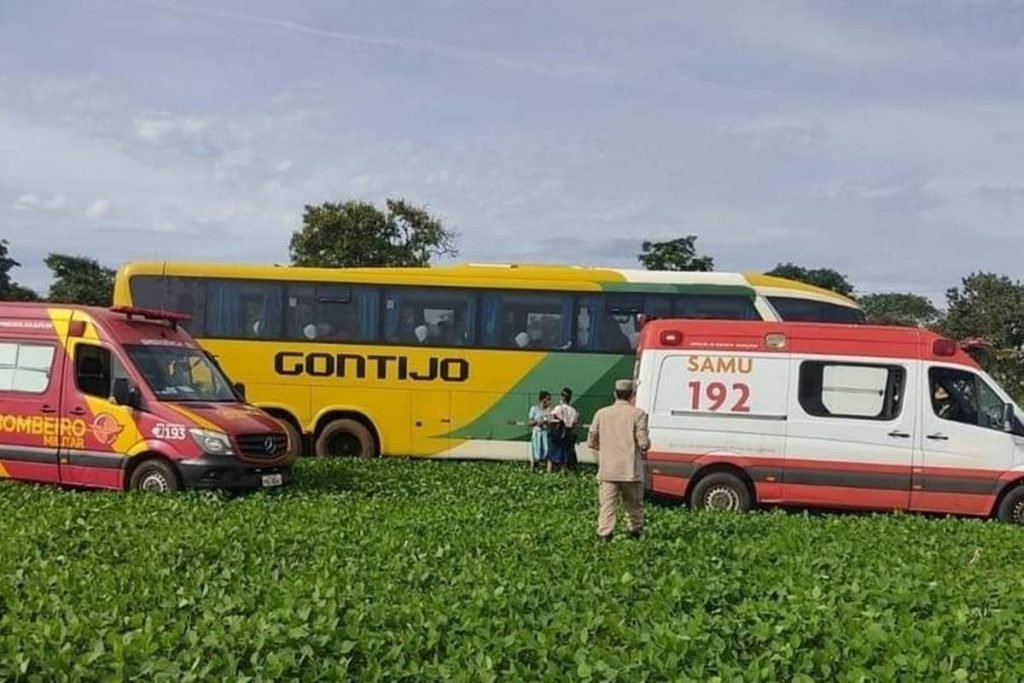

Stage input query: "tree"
[
  {"left": 45, "top": 254, "right": 115, "bottom": 306},
  {"left": 766, "top": 263, "right": 855, "bottom": 298},
  {"left": 941, "top": 272, "right": 1024, "bottom": 401},
  {"left": 637, "top": 236, "right": 714, "bottom": 271},
  {"left": 0, "top": 239, "right": 39, "bottom": 301},
  {"left": 859, "top": 292, "right": 942, "bottom": 328},
  {"left": 289, "top": 198, "right": 458, "bottom": 268}
]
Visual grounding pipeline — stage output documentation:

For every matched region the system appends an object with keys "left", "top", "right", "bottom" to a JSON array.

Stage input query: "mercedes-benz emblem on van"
[{"left": 264, "top": 436, "right": 275, "bottom": 454}]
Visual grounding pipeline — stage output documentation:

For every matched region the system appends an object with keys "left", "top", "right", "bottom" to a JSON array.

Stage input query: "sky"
[{"left": 3, "top": 0, "right": 1024, "bottom": 303}]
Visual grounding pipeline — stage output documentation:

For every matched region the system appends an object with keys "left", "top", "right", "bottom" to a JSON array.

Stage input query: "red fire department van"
[
  {"left": 634, "top": 319, "right": 1024, "bottom": 523},
  {"left": 0, "top": 303, "right": 294, "bottom": 493}
]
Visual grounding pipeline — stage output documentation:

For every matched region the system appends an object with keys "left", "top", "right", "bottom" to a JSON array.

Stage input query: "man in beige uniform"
[{"left": 587, "top": 379, "right": 650, "bottom": 541}]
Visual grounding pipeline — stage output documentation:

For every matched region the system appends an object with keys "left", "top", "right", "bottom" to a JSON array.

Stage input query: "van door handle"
[
  {"left": 887, "top": 431, "right": 910, "bottom": 438},
  {"left": 69, "top": 407, "right": 87, "bottom": 416},
  {"left": 40, "top": 404, "right": 57, "bottom": 414},
  {"left": 926, "top": 433, "right": 949, "bottom": 441}
]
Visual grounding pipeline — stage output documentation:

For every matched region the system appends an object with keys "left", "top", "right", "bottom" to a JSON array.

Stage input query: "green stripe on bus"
[{"left": 446, "top": 353, "right": 633, "bottom": 442}]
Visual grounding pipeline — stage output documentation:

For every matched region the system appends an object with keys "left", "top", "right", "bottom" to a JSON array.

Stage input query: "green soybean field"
[{"left": 2, "top": 459, "right": 1024, "bottom": 681}]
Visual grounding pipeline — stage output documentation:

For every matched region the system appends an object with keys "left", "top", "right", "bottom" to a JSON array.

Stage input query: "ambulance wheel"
[
  {"left": 315, "top": 419, "right": 376, "bottom": 458},
  {"left": 690, "top": 472, "right": 752, "bottom": 513},
  {"left": 129, "top": 459, "right": 180, "bottom": 493},
  {"left": 996, "top": 485, "right": 1024, "bottom": 524}
]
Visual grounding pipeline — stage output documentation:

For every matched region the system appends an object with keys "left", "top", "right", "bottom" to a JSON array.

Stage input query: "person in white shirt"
[{"left": 547, "top": 387, "right": 579, "bottom": 473}]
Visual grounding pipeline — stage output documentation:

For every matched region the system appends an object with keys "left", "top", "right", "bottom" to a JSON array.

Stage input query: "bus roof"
[{"left": 115, "top": 261, "right": 860, "bottom": 308}]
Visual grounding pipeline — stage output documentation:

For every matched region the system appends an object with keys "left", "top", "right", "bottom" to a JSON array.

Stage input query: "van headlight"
[{"left": 189, "top": 429, "right": 234, "bottom": 455}]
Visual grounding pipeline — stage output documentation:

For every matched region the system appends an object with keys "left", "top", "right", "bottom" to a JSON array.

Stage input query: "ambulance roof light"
[
  {"left": 660, "top": 330, "right": 683, "bottom": 346},
  {"left": 933, "top": 338, "right": 957, "bottom": 357}
]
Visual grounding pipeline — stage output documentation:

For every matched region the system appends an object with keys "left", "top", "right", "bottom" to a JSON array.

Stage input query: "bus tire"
[
  {"left": 272, "top": 417, "right": 304, "bottom": 462},
  {"left": 996, "top": 485, "right": 1024, "bottom": 524},
  {"left": 690, "top": 472, "right": 752, "bottom": 513},
  {"left": 129, "top": 458, "right": 180, "bottom": 493},
  {"left": 315, "top": 419, "right": 376, "bottom": 458}
]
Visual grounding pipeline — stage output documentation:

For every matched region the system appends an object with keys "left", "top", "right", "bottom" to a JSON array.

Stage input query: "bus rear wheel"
[{"left": 315, "top": 419, "right": 376, "bottom": 458}]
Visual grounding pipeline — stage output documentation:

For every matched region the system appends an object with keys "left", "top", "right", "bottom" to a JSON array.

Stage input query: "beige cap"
[{"left": 615, "top": 379, "right": 634, "bottom": 392}]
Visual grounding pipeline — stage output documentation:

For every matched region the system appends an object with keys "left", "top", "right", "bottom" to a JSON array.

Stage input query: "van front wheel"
[
  {"left": 690, "top": 472, "right": 752, "bottom": 513},
  {"left": 315, "top": 419, "right": 376, "bottom": 458},
  {"left": 996, "top": 486, "right": 1024, "bottom": 524},
  {"left": 129, "top": 459, "right": 180, "bottom": 493}
]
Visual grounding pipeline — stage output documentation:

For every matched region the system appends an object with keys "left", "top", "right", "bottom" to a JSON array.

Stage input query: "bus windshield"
[{"left": 125, "top": 344, "right": 236, "bottom": 402}]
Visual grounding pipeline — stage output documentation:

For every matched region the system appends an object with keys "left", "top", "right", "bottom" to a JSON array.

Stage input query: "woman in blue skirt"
[{"left": 528, "top": 391, "right": 552, "bottom": 471}]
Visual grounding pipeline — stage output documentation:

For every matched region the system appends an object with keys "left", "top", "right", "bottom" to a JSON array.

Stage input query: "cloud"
[
  {"left": 12, "top": 193, "right": 67, "bottom": 212},
  {"left": 275, "top": 160, "right": 293, "bottom": 173},
  {"left": 141, "top": 0, "right": 618, "bottom": 84},
  {"left": 131, "top": 111, "right": 216, "bottom": 152},
  {"left": 85, "top": 199, "right": 111, "bottom": 219}
]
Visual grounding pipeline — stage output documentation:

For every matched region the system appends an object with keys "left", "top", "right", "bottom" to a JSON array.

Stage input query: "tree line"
[{"left": 7, "top": 197, "right": 1023, "bottom": 398}]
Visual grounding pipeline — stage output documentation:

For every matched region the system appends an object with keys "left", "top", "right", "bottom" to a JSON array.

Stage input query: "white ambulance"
[{"left": 633, "top": 319, "right": 1024, "bottom": 523}]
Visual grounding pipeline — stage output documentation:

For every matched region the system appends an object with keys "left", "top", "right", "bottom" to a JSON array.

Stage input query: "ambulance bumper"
[{"left": 178, "top": 456, "right": 294, "bottom": 491}]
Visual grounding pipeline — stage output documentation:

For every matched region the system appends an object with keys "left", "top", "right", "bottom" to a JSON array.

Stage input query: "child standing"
[
  {"left": 528, "top": 391, "right": 552, "bottom": 471},
  {"left": 547, "top": 387, "right": 580, "bottom": 474}
]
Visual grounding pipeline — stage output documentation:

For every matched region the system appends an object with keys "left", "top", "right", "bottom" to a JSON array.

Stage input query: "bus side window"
[
  {"left": 128, "top": 275, "right": 207, "bottom": 335},
  {"left": 384, "top": 288, "right": 474, "bottom": 347},
  {"left": 674, "top": 294, "right": 758, "bottom": 320},
  {"left": 206, "top": 280, "right": 282, "bottom": 339},
  {"left": 482, "top": 292, "right": 573, "bottom": 350}
]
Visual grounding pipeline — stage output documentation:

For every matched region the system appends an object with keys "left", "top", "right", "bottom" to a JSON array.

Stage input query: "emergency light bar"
[{"left": 110, "top": 306, "right": 191, "bottom": 328}]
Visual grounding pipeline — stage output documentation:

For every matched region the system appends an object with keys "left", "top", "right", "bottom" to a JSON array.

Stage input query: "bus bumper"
[{"left": 177, "top": 456, "right": 293, "bottom": 491}]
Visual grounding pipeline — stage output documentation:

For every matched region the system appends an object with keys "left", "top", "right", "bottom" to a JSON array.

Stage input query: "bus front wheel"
[
  {"left": 272, "top": 417, "right": 304, "bottom": 462},
  {"left": 315, "top": 419, "right": 376, "bottom": 458}
]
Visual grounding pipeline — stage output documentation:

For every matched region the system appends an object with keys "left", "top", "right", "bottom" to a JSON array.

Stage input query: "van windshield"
[{"left": 124, "top": 344, "right": 236, "bottom": 402}]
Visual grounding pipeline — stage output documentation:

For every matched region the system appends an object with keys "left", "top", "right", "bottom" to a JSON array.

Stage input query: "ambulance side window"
[
  {"left": 0, "top": 342, "right": 56, "bottom": 394},
  {"left": 798, "top": 361, "right": 905, "bottom": 420},
  {"left": 74, "top": 344, "right": 129, "bottom": 400}
]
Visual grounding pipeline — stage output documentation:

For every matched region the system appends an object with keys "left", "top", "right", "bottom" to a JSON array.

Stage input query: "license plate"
[{"left": 261, "top": 473, "right": 283, "bottom": 487}]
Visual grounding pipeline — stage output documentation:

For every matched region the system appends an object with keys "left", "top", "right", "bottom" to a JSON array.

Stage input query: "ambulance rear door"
[{"left": 647, "top": 349, "right": 790, "bottom": 501}]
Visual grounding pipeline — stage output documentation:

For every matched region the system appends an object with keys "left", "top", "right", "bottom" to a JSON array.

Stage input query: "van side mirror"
[
  {"left": 1004, "top": 403, "right": 1016, "bottom": 433},
  {"left": 233, "top": 382, "right": 246, "bottom": 400},
  {"left": 112, "top": 378, "right": 140, "bottom": 409}
]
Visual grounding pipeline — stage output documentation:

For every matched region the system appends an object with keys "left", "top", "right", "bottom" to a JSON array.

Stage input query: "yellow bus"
[{"left": 112, "top": 262, "right": 864, "bottom": 461}]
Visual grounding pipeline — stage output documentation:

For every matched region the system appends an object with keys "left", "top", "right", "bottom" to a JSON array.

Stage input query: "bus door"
[{"left": 411, "top": 390, "right": 451, "bottom": 456}]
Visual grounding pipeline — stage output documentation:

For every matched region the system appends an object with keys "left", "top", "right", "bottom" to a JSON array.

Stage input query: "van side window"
[
  {"left": 798, "top": 361, "right": 905, "bottom": 420},
  {"left": 929, "top": 367, "right": 1008, "bottom": 431},
  {"left": 0, "top": 342, "right": 56, "bottom": 393},
  {"left": 75, "top": 345, "right": 129, "bottom": 400}
]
